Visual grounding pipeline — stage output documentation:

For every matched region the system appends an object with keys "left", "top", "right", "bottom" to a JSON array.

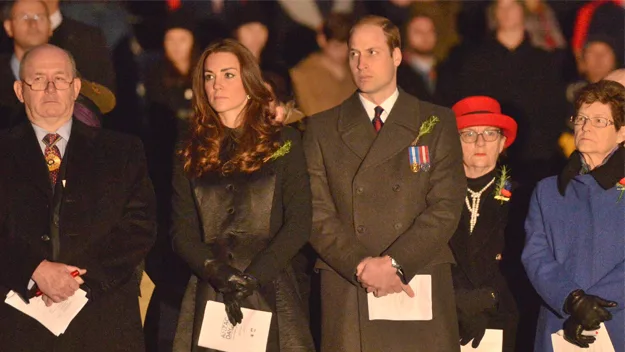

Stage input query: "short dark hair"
[
  {"left": 350, "top": 15, "right": 401, "bottom": 54},
  {"left": 322, "top": 13, "right": 355, "bottom": 43},
  {"left": 575, "top": 80, "right": 625, "bottom": 130}
]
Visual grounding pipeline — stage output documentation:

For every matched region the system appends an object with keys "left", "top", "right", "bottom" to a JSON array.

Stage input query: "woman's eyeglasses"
[
  {"left": 570, "top": 115, "right": 615, "bottom": 128},
  {"left": 459, "top": 129, "right": 502, "bottom": 143}
]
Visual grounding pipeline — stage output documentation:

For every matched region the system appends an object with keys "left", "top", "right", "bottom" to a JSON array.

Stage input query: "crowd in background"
[{"left": 0, "top": 1, "right": 623, "bottom": 351}]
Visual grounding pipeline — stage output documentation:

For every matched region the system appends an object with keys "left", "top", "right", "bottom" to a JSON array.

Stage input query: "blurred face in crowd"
[
  {"left": 495, "top": 0, "right": 525, "bottom": 32},
  {"left": 3, "top": 0, "right": 52, "bottom": 52},
  {"left": 321, "top": 38, "right": 349, "bottom": 65},
  {"left": 14, "top": 45, "right": 81, "bottom": 128},
  {"left": 164, "top": 28, "right": 194, "bottom": 66},
  {"left": 203, "top": 52, "right": 248, "bottom": 125},
  {"left": 236, "top": 22, "right": 268, "bottom": 60},
  {"left": 574, "top": 103, "right": 625, "bottom": 165},
  {"left": 460, "top": 126, "right": 506, "bottom": 175},
  {"left": 349, "top": 24, "right": 401, "bottom": 103},
  {"left": 406, "top": 16, "right": 437, "bottom": 56},
  {"left": 583, "top": 42, "right": 617, "bottom": 83}
]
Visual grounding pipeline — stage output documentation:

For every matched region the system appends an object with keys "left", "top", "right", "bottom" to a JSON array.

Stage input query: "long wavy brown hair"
[{"left": 181, "top": 39, "right": 281, "bottom": 178}]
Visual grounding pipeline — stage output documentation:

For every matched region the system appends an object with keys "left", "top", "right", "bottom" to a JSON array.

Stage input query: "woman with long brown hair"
[{"left": 171, "top": 39, "right": 314, "bottom": 352}]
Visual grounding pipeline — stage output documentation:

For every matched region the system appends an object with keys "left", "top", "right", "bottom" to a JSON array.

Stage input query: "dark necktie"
[
  {"left": 43, "top": 133, "right": 62, "bottom": 186},
  {"left": 373, "top": 106, "right": 384, "bottom": 132}
]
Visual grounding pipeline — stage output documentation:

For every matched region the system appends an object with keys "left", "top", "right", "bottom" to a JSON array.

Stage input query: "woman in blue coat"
[{"left": 522, "top": 80, "right": 625, "bottom": 351}]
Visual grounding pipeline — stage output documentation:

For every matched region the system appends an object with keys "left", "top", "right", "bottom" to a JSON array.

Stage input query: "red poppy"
[
  {"left": 619, "top": 178, "right": 625, "bottom": 186},
  {"left": 500, "top": 189, "right": 512, "bottom": 197}
]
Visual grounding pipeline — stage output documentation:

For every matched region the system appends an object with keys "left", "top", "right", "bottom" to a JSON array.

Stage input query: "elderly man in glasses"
[
  {"left": 522, "top": 80, "right": 625, "bottom": 351},
  {"left": 0, "top": 44, "right": 155, "bottom": 351}
]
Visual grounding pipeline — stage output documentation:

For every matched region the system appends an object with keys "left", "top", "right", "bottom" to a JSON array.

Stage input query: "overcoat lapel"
[
  {"left": 338, "top": 93, "right": 377, "bottom": 160},
  {"left": 8, "top": 122, "right": 53, "bottom": 200},
  {"left": 360, "top": 91, "right": 423, "bottom": 172},
  {"left": 61, "top": 120, "right": 98, "bottom": 206}
]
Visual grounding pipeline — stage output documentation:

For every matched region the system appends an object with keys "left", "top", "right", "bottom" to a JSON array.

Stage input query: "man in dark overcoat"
[
  {"left": 0, "top": 44, "right": 155, "bottom": 351},
  {"left": 303, "top": 15, "right": 466, "bottom": 352}
]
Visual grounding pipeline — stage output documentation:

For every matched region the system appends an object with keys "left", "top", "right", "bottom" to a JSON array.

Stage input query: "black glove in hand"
[
  {"left": 564, "top": 289, "right": 617, "bottom": 330},
  {"left": 222, "top": 279, "right": 258, "bottom": 326},
  {"left": 223, "top": 291, "right": 245, "bottom": 326},
  {"left": 459, "top": 312, "right": 489, "bottom": 348},
  {"left": 563, "top": 316, "right": 596, "bottom": 348},
  {"left": 203, "top": 259, "right": 249, "bottom": 294}
]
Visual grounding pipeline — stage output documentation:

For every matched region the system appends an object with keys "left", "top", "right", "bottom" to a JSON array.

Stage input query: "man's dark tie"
[
  {"left": 373, "top": 106, "right": 384, "bottom": 132},
  {"left": 43, "top": 133, "right": 62, "bottom": 186}
]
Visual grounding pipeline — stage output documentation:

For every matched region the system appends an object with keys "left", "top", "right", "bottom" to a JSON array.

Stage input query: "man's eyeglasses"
[
  {"left": 13, "top": 13, "right": 46, "bottom": 23},
  {"left": 459, "top": 129, "right": 502, "bottom": 143},
  {"left": 570, "top": 115, "right": 615, "bottom": 128},
  {"left": 22, "top": 77, "right": 75, "bottom": 91}
]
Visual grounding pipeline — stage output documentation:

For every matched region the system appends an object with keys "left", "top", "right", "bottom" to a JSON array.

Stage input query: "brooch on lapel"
[
  {"left": 408, "top": 115, "right": 439, "bottom": 173},
  {"left": 617, "top": 178, "right": 625, "bottom": 203},
  {"left": 493, "top": 166, "right": 512, "bottom": 204},
  {"left": 266, "top": 140, "right": 292, "bottom": 162}
]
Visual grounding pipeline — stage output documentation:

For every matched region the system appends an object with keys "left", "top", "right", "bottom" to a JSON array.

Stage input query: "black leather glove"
[
  {"left": 203, "top": 259, "right": 249, "bottom": 294},
  {"left": 563, "top": 316, "right": 596, "bottom": 348},
  {"left": 459, "top": 311, "right": 489, "bottom": 348},
  {"left": 222, "top": 275, "right": 260, "bottom": 326},
  {"left": 564, "top": 289, "right": 617, "bottom": 330},
  {"left": 456, "top": 287, "right": 499, "bottom": 317}
]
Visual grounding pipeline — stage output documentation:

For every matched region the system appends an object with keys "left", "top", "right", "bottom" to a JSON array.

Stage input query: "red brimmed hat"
[{"left": 452, "top": 96, "right": 518, "bottom": 148}]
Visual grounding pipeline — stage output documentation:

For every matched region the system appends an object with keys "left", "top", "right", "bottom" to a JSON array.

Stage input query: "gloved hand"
[
  {"left": 564, "top": 289, "right": 617, "bottom": 330},
  {"left": 222, "top": 275, "right": 260, "bottom": 326},
  {"left": 563, "top": 316, "right": 596, "bottom": 348},
  {"left": 456, "top": 287, "right": 498, "bottom": 317},
  {"left": 459, "top": 311, "right": 489, "bottom": 348},
  {"left": 203, "top": 259, "right": 249, "bottom": 294}
]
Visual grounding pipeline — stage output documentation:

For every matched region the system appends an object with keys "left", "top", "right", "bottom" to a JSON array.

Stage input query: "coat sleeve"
[
  {"left": 245, "top": 128, "right": 311, "bottom": 284},
  {"left": 170, "top": 152, "right": 216, "bottom": 278},
  {"left": 521, "top": 184, "right": 581, "bottom": 317},
  {"left": 303, "top": 119, "right": 375, "bottom": 283},
  {"left": 586, "top": 259, "right": 624, "bottom": 312},
  {"left": 81, "top": 138, "right": 156, "bottom": 298},
  {"left": 381, "top": 109, "right": 466, "bottom": 279},
  {"left": 0, "top": 163, "right": 45, "bottom": 299}
]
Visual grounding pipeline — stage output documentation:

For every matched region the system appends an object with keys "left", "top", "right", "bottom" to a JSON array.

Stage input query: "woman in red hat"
[{"left": 449, "top": 96, "right": 532, "bottom": 351}]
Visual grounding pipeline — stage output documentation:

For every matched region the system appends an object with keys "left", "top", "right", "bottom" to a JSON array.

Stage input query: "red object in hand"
[
  {"left": 35, "top": 270, "right": 81, "bottom": 297},
  {"left": 500, "top": 189, "right": 512, "bottom": 197}
]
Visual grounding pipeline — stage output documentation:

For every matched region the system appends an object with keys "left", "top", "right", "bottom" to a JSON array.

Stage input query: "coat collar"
[
  {"left": 558, "top": 146, "right": 625, "bottom": 195},
  {"left": 338, "top": 89, "right": 424, "bottom": 170}
]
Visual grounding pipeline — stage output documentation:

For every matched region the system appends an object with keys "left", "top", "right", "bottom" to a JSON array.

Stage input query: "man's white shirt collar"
[
  {"left": 358, "top": 88, "right": 399, "bottom": 123},
  {"left": 50, "top": 10, "right": 62, "bottom": 31}
]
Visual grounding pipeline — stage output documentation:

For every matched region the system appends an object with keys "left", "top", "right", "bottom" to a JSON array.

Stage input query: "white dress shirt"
[{"left": 358, "top": 88, "right": 399, "bottom": 123}]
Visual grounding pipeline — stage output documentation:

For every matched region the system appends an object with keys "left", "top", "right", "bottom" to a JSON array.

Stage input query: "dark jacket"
[
  {"left": 172, "top": 127, "right": 314, "bottom": 352},
  {"left": 303, "top": 90, "right": 466, "bottom": 352},
  {"left": 0, "top": 119, "right": 156, "bottom": 351}
]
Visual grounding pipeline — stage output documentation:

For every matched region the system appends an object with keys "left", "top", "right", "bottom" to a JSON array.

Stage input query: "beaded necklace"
[{"left": 465, "top": 177, "right": 496, "bottom": 234}]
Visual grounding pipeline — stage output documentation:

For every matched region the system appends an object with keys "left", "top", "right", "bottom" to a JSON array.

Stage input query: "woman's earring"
[{"left": 246, "top": 94, "right": 251, "bottom": 100}]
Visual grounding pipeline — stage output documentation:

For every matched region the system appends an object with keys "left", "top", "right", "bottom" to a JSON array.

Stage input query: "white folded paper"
[
  {"left": 461, "top": 329, "right": 503, "bottom": 352},
  {"left": 198, "top": 300, "right": 272, "bottom": 352},
  {"left": 367, "top": 274, "right": 432, "bottom": 321},
  {"left": 4, "top": 289, "right": 89, "bottom": 336},
  {"left": 552, "top": 323, "right": 615, "bottom": 352}
]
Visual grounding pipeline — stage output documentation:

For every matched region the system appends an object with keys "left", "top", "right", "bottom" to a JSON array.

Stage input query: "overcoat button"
[
  {"left": 357, "top": 225, "right": 365, "bottom": 233},
  {"left": 356, "top": 187, "right": 364, "bottom": 195},
  {"left": 226, "top": 184, "right": 234, "bottom": 191},
  {"left": 41, "top": 235, "right": 50, "bottom": 242},
  {"left": 392, "top": 184, "right": 401, "bottom": 192},
  {"left": 394, "top": 223, "right": 402, "bottom": 230},
  {"left": 227, "top": 208, "right": 235, "bottom": 214}
]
